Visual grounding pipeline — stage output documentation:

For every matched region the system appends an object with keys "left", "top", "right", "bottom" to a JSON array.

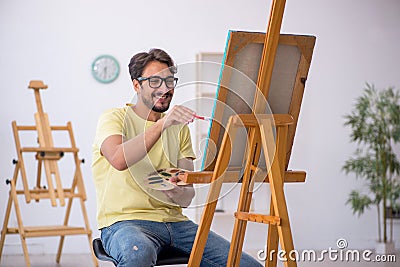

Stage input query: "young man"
[{"left": 92, "top": 48, "right": 262, "bottom": 267}]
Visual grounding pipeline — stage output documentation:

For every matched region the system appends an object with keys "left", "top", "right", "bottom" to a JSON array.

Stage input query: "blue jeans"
[{"left": 101, "top": 219, "right": 262, "bottom": 267}]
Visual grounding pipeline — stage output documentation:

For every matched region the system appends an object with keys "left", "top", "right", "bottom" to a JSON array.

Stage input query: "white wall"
[{"left": 0, "top": 0, "right": 399, "bottom": 255}]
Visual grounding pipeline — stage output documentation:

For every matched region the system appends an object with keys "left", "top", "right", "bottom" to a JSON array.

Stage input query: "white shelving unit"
[
  {"left": 192, "top": 52, "right": 224, "bottom": 221},
  {"left": 193, "top": 52, "right": 224, "bottom": 171}
]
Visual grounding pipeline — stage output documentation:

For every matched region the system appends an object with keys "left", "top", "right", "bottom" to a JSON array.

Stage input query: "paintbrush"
[{"left": 194, "top": 114, "right": 212, "bottom": 121}]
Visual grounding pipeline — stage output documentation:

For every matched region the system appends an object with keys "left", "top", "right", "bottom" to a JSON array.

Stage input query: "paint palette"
[{"left": 144, "top": 168, "right": 188, "bottom": 191}]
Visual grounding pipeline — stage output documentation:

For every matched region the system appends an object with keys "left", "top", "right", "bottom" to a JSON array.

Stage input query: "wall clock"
[{"left": 91, "top": 55, "right": 120, "bottom": 83}]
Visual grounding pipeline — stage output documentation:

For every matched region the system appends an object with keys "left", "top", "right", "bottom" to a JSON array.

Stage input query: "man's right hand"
[{"left": 159, "top": 105, "right": 195, "bottom": 130}]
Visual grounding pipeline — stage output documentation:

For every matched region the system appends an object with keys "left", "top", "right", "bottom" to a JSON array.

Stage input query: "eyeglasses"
[{"left": 137, "top": 76, "right": 178, "bottom": 89}]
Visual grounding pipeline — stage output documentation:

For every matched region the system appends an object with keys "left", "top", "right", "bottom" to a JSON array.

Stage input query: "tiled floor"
[{"left": 1, "top": 251, "right": 399, "bottom": 267}]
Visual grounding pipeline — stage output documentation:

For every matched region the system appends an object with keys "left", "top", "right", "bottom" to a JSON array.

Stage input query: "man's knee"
[{"left": 117, "top": 241, "right": 157, "bottom": 267}]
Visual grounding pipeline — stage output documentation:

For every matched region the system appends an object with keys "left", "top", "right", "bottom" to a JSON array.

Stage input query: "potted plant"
[{"left": 343, "top": 83, "right": 400, "bottom": 254}]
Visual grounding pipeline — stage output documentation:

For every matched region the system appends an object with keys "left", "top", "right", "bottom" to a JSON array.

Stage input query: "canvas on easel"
[
  {"left": 202, "top": 31, "right": 315, "bottom": 174},
  {"left": 184, "top": 32, "right": 315, "bottom": 184}
]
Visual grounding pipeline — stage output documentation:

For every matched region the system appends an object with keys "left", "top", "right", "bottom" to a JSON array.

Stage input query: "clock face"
[{"left": 91, "top": 55, "right": 120, "bottom": 83}]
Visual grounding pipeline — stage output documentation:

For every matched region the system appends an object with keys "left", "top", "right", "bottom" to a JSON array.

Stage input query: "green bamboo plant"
[{"left": 343, "top": 83, "right": 400, "bottom": 244}]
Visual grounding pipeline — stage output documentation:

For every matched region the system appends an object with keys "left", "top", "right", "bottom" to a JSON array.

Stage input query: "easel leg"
[
  {"left": 56, "top": 237, "right": 65, "bottom": 263},
  {"left": 265, "top": 200, "right": 279, "bottom": 267},
  {"left": 188, "top": 177, "right": 224, "bottom": 267},
  {"left": 269, "top": 162, "right": 296, "bottom": 267},
  {"left": 260, "top": 121, "right": 296, "bottom": 267},
  {"left": 55, "top": 175, "right": 97, "bottom": 267},
  {"left": 227, "top": 128, "right": 260, "bottom": 266},
  {"left": 79, "top": 198, "right": 98, "bottom": 267},
  {"left": 9, "top": 180, "right": 31, "bottom": 267},
  {"left": 0, "top": 191, "right": 13, "bottom": 262},
  {"left": 56, "top": 196, "right": 73, "bottom": 263},
  {"left": 227, "top": 180, "right": 253, "bottom": 267}
]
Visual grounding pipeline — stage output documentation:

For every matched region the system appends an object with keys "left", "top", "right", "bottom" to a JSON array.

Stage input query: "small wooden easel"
[{"left": 0, "top": 80, "right": 98, "bottom": 267}]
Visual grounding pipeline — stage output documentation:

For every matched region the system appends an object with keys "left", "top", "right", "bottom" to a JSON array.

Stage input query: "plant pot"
[{"left": 375, "top": 241, "right": 395, "bottom": 254}]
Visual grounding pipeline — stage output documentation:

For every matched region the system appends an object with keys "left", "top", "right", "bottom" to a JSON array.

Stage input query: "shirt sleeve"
[
  {"left": 178, "top": 125, "right": 196, "bottom": 160},
  {"left": 94, "top": 108, "right": 126, "bottom": 149}
]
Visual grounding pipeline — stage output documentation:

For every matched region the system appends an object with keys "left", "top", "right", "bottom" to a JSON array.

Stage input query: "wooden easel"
[
  {"left": 187, "top": 113, "right": 297, "bottom": 267},
  {"left": 185, "top": 0, "right": 313, "bottom": 266},
  {"left": 0, "top": 80, "right": 98, "bottom": 267}
]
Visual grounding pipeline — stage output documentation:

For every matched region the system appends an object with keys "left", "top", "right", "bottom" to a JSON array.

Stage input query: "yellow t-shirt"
[{"left": 92, "top": 106, "right": 196, "bottom": 229}]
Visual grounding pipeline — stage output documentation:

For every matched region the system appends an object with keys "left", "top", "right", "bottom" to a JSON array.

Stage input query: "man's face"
[{"left": 135, "top": 61, "right": 175, "bottom": 113}]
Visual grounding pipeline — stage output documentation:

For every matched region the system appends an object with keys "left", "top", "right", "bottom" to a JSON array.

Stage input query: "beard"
[
  {"left": 152, "top": 104, "right": 170, "bottom": 113},
  {"left": 142, "top": 91, "right": 173, "bottom": 113}
]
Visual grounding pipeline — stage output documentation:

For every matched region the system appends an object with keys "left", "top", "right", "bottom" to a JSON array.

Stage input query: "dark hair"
[{"left": 128, "top": 48, "right": 176, "bottom": 81}]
